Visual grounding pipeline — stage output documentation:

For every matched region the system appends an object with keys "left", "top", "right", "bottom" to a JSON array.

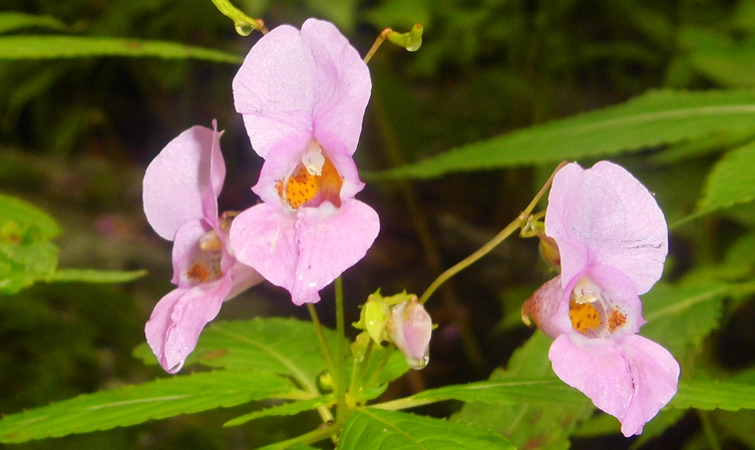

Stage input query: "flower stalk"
[{"left": 210, "top": 0, "right": 268, "bottom": 35}]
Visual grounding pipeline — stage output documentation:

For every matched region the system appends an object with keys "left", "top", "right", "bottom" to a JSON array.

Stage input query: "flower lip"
[{"left": 275, "top": 140, "right": 344, "bottom": 211}]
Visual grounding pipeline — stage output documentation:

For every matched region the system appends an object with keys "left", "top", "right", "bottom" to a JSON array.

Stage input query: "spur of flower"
[
  {"left": 522, "top": 161, "right": 679, "bottom": 437},
  {"left": 230, "top": 18, "right": 379, "bottom": 305},
  {"left": 143, "top": 123, "right": 262, "bottom": 373}
]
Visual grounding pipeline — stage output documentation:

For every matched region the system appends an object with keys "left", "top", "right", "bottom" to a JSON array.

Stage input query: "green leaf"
[
  {"left": 681, "top": 27, "right": 755, "bottom": 88},
  {"left": 337, "top": 408, "right": 515, "bottom": 450},
  {"left": 380, "top": 378, "right": 588, "bottom": 408},
  {"left": 698, "top": 141, "right": 755, "bottom": 214},
  {"left": 0, "top": 193, "right": 60, "bottom": 239},
  {"left": 454, "top": 331, "right": 594, "bottom": 450},
  {"left": 640, "top": 281, "right": 730, "bottom": 357},
  {"left": 0, "top": 370, "right": 298, "bottom": 443},
  {"left": 0, "top": 12, "right": 68, "bottom": 34},
  {"left": 46, "top": 269, "right": 147, "bottom": 284},
  {"left": 134, "top": 318, "right": 343, "bottom": 393},
  {"left": 224, "top": 395, "right": 333, "bottom": 427},
  {"left": 376, "top": 89, "right": 755, "bottom": 179},
  {"left": 0, "top": 36, "right": 242, "bottom": 63},
  {"left": 671, "top": 379, "right": 755, "bottom": 410}
]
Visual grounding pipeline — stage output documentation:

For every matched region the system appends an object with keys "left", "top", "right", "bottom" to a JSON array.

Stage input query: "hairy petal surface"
[
  {"left": 291, "top": 200, "right": 379, "bottom": 305},
  {"left": 546, "top": 161, "right": 667, "bottom": 294},
  {"left": 143, "top": 125, "right": 224, "bottom": 240},
  {"left": 145, "top": 275, "right": 232, "bottom": 373}
]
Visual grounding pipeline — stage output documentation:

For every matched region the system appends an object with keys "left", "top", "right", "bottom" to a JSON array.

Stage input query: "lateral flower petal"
[
  {"left": 143, "top": 125, "right": 225, "bottom": 240},
  {"left": 546, "top": 161, "right": 667, "bottom": 294}
]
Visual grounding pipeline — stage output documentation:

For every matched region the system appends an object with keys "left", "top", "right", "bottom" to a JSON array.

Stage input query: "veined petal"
[
  {"left": 144, "top": 275, "right": 233, "bottom": 373},
  {"left": 291, "top": 200, "right": 379, "bottom": 305},
  {"left": 233, "top": 19, "right": 370, "bottom": 159},
  {"left": 549, "top": 333, "right": 635, "bottom": 423},
  {"left": 229, "top": 203, "right": 298, "bottom": 294},
  {"left": 546, "top": 161, "right": 667, "bottom": 294},
  {"left": 143, "top": 125, "right": 224, "bottom": 240},
  {"left": 619, "top": 335, "right": 680, "bottom": 437}
]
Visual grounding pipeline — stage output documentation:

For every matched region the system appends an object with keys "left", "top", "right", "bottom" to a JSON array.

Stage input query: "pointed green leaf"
[
  {"left": 0, "top": 193, "right": 60, "bottom": 239},
  {"left": 337, "top": 408, "right": 515, "bottom": 450},
  {"left": 377, "top": 89, "right": 755, "bottom": 179},
  {"left": 47, "top": 269, "right": 147, "bottom": 284},
  {"left": 681, "top": 27, "right": 755, "bottom": 88},
  {"left": 0, "top": 12, "right": 68, "bottom": 34},
  {"left": 0, "top": 36, "right": 242, "bottom": 63},
  {"left": 698, "top": 141, "right": 755, "bottom": 214},
  {"left": 671, "top": 380, "right": 755, "bottom": 410},
  {"left": 0, "top": 370, "right": 298, "bottom": 443},
  {"left": 224, "top": 395, "right": 334, "bottom": 427},
  {"left": 640, "top": 281, "right": 730, "bottom": 357}
]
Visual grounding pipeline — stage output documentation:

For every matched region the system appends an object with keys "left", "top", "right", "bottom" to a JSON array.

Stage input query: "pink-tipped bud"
[{"left": 390, "top": 297, "right": 432, "bottom": 370}]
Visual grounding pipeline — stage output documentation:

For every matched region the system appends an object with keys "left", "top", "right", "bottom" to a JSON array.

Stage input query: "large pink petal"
[
  {"left": 143, "top": 125, "right": 224, "bottom": 240},
  {"left": 549, "top": 333, "right": 635, "bottom": 422},
  {"left": 233, "top": 19, "right": 370, "bottom": 159},
  {"left": 618, "top": 335, "right": 680, "bottom": 437},
  {"left": 229, "top": 203, "right": 298, "bottom": 294},
  {"left": 303, "top": 18, "right": 371, "bottom": 155},
  {"left": 546, "top": 161, "right": 667, "bottom": 294},
  {"left": 145, "top": 275, "right": 232, "bottom": 373},
  {"left": 292, "top": 200, "right": 379, "bottom": 305}
]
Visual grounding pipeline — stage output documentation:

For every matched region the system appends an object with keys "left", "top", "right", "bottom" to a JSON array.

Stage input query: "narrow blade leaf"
[{"left": 698, "top": 141, "right": 755, "bottom": 214}]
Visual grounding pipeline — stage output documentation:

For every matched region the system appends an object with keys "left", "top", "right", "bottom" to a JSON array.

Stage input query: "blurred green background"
[{"left": 2, "top": 0, "right": 755, "bottom": 448}]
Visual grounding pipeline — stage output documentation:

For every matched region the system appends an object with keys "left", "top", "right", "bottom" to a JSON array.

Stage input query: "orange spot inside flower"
[
  {"left": 187, "top": 261, "right": 210, "bottom": 282},
  {"left": 608, "top": 310, "right": 627, "bottom": 332},
  {"left": 185, "top": 248, "right": 222, "bottom": 284},
  {"left": 569, "top": 300, "right": 602, "bottom": 335},
  {"left": 280, "top": 155, "right": 342, "bottom": 209}
]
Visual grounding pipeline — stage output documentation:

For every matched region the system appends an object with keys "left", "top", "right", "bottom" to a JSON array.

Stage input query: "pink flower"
[
  {"left": 229, "top": 18, "right": 379, "bottom": 305},
  {"left": 389, "top": 297, "right": 432, "bottom": 370},
  {"left": 522, "top": 161, "right": 679, "bottom": 437},
  {"left": 143, "top": 124, "right": 263, "bottom": 373}
]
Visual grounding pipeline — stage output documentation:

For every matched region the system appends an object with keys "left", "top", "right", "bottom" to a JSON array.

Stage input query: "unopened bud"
[{"left": 389, "top": 297, "right": 432, "bottom": 370}]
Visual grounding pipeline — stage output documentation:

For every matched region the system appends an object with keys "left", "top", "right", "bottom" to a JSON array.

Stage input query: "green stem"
[
  {"left": 370, "top": 395, "right": 438, "bottom": 411},
  {"left": 699, "top": 410, "right": 722, "bottom": 450},
  {"left": 271, "top": 422, "right": 341, "bottom": 448},
  {"left": 348, "top": 339, "right": 375, "bottom": 406},
  {"left": 365, "top": 346, "right": 393, "bottom": 388},
  {"left": 209, "top": 0, "right": 268, "bottom": 35},
  {"left": 335, "top": 277, "right": 347, "bottom": 422},
  {"left": 307, "top": 303, "right": 336, "bottom": 374},
  {"left": 418, "top": 161, "right": 567, "bottom": 304}
]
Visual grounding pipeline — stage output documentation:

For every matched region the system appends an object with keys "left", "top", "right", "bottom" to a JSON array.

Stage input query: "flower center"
[
  {"left": 275, "top": 141, "right": 343, "bottom": 210},
  {"left": 184, "top": 229, "right": 223, "bottom": 284},
  {"left": 568, "top": 277, "right": 627, "bottom": 337}
]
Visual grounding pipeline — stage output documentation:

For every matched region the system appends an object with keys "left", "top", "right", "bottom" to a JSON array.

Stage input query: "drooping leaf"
[
  {"left": 134, "top": 318, "right": 343, "bottom": 392},
  {"left": 681, "top": 27, "right": 755, "bottom": 88},
  {"left": 0, "top": 193, "right": 60, "bottom": 239},
  {"left": 47, "top": 269, "right": 147, "bottom": 284},
  {"left": 0, "top": 36, "right": 242, "bottom": 63},
  {"left": 640, "top": 281, "right": 730, "bottom": 357},
  {"left": 454, "top": 331, "right": 594, "bottom": 450},
  {"left": 671, "top": 379, "right": 755, "bottom": 410},
  {"left": 0, "top": 370, "right": 299, "bottom": 443},
  {"left": 337, "top": 408, "right": 515, "bottom": 450},
  {"left": 698, "top": 141, "right": 755, "bottom": 214},
  {"left": 0, "top": 12, "right": 68, "bottom": 34},
  {"left": 224, "top": 395, "right": 333, "bottom": 427},
  {"left": 376, "top": 89, "right": 755, "bottom": 179}
]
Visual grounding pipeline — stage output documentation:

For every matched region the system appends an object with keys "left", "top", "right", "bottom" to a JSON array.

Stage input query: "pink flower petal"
[
  {"left": 233, "top": 19, "right": 370, "bottom": 159},
  {"left": 546, "top": 161, "right": 667, "bottom": 294},
  {"left": 170, "top": 219, "right": 209, "bottom": 288},
  {"left": 522, "top": 276, "right": 573, "bottom": 339},
  {"left": 292, "top": 200, "right": 379, "bottom": 305},
  {"left": 391, "top": 298, "right": 432, "bottom": 369},
  {"left": 144, "top": 274, "right": 232, "bottom": 373},
  {"left": 619, "top": 335, "right": 680, "bottom": 437},
  {"left": 229, "top": 203, "right": 299, "bottom": 294},
  {"left": 143, "top": 125, "right": 225, "bottom": 240}
]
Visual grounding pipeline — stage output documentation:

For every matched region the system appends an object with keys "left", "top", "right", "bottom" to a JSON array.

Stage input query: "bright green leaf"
[
  {"left": 47, "top": 269, "right": 147, "bottom": 284},
  {"left": 0, "top": 370, "right": 298, "bottom": 443},
  {"left": 0, "top": 12, "right": 68, "bottom": 34},
  {"left": 224, "top": 395, "right": 333, "bottom": 427},
  {"left": 0, "top": 36, "right": 242, "bottom": 63},
  {"left": 337, "top": 408, "right": 515, "bottom": 450},
  {"left": 376, "top": 89, "right": 755, "bottom": 179},
  {"left": 0, "top": 239, "right": 57, "bottom": 295},
  {"left": 698, "top": 141, "right": 755, "bottom": 214},
  {"left": 0, "top": 193, "right": 60, "bottom": 239},
  {"left": 681, "top": 27, "right": 755, "bottom": 88},
  {"left": 672, "top": 379, "right": 755, "bottom": 410}
]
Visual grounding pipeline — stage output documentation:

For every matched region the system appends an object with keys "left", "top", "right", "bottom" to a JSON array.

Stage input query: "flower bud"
[{"left": 389, "top": 297, "right": 432, "bottom": 370}]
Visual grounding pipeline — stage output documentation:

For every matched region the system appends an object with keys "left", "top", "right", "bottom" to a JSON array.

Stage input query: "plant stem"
[
  {"left": 365, "top": 346, "right": 393, "bottom": 388},
  {"left": 699, "top": 410, "right": 722, "bottom": 450},
  {"left": 273, "top": 422, "right": 341, "bottom": 448},
  {"left": 335, "top": 277, "right": 347, "bottom": 422},
  {"left": 364, "top": 28, "right": 393, "bottom": 63},
  {"left": 418, "top": 161, "right": 567, "bottom": 304},
  {"left": 348, "top": 339, "right": 374, "bottom": 406},
  {"left": 307, "top": 303, "right": 336, "bottom": 381}
]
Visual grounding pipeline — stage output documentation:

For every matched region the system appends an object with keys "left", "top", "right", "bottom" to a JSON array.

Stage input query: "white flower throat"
[
  {"left": 184, "top": 229, "right": 223, "bottom": 284},
  {"left": 569, "top": 277, "right": 627, "bottom": 338},
  {"left": 275, "top": 140, "right": 344, "bottom": 210}
]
